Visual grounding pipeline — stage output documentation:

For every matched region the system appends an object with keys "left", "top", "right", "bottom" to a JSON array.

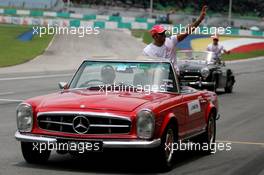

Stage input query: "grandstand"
[
  {"left": 0, "top": 0, "right": 58, "bottom": 9},
  {"left": 0, "top": 0, "right": 263, "bottom": 30}
]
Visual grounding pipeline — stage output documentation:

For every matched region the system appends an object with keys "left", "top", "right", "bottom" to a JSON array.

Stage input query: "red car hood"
[{"left": 35, "top": 89, "right": 170, "bottom": 112}]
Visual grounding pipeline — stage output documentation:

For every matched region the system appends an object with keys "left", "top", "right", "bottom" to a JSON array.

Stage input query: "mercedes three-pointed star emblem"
[{"left": 72, "top": 116, "right": 90, "bottom": 134}]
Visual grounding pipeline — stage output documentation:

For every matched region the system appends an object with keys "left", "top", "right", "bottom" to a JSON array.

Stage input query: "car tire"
[
  {"left": 225, "top": 76, "right": 234, "bottom": 93},
  {"left": 155, "top": 122, "right": 177, "bottom": 171},
  {"left": 208, "top": 79, "right": 217, "bottom": 92},
  {"left": 196, "top": 113, "right": 216, "bottom": 154},
  {"left": 21, "top": 142, "right": 51, "bottom": 164}
]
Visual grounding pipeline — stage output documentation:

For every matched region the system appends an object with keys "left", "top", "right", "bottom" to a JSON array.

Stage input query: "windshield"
[
  {"left": 69, "top": 61, "right": 178, "bottom": 93},
  {"left": 177, "top": 51, "right": 214, "bottom": 63}
]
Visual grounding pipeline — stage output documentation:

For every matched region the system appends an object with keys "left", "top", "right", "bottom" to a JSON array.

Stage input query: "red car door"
[{"left": 181, "top": 89, "right": 207, "bottom": 137}]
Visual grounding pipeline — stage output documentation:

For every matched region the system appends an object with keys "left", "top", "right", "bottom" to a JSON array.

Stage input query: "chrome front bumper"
[
  {"left": 188, "top": 81, "right": 214, "bottom": 86},
  {"left": 15, "top": 131, "right": 161, "bottom": 148},
  {"left": 182, "top": 81, "right": 215, "bottom": 87}
]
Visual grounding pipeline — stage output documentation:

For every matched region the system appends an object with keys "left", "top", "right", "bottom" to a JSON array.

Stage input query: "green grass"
[
  {"left": 223, "top": 50, "right": 264, "bottom": 61},
  {"left": 0, "top": 24, "right": 54, "bottom": 67},
  {"left": 131, "top": 29, "right": 264, "bottom": 61}
]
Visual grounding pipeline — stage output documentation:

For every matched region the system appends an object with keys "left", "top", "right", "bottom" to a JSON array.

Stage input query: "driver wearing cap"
[
  {"left": 207, "top": 35, "right": 230, "bottom": 61},
  {"left": 143, "top": 6, "right": 207, "bottom": 67}
]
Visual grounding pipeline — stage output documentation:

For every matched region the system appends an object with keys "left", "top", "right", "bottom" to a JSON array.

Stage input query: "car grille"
[
  {"left": 180, "top": 71, "right": 202, "bottom": 82},
  {"left": 37, "top": 112, "right": 131, "bottom": 134},
  {"left": 181, "top": 75, "right": 200, "bottom": 82}
]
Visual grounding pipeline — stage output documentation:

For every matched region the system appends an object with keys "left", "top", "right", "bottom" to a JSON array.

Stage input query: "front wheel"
[
  {"left": 196, "top": 114, "right": 216, "bottom": 154},
  {"left": 154, "top": 123, "right": 177, "bottom": 171},
  {"left": 225, "top": 76, "right": 234, "bottom": 93},
  {"left": 21, "top": 142, "right": 51, "bottom": 164}
]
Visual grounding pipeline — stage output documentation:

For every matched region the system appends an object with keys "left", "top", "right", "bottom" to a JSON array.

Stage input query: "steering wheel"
[{"left": 79, "top": 79, "right": 104, "bottom": 88}]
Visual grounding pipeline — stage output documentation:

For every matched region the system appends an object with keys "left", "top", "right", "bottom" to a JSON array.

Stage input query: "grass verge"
[
  {"left": 223, "top": 50, "right": 264, "bottom": 60},
  {"left": 0, "top": 24, "right": 54, "bottom": 67}
]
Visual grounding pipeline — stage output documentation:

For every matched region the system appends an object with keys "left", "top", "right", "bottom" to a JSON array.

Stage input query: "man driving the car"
[{"left": 207, "top": 35, "right": 230, "bottom": 63}]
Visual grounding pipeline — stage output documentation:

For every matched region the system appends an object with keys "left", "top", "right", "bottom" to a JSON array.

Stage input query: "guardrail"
[
  {"left": 0, "top": 8, "right": 156, "bottom": 23},
  {"left": 0, "top": 15, "right": 155, "bottom": 30}
]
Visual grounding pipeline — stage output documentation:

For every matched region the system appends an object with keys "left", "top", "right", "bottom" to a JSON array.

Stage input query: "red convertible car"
[{"left": 15, "top": 58, "right": 219, "bottom": 170}]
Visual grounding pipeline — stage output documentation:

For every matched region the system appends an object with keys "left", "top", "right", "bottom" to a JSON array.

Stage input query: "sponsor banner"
[
  {"left": 238, "top": 29, "right": 251, "bottom": 36},
  {"left": 147, "top": 18, "right": 156, "bottom": 23},
  {"left": 80, "top": 21, "right": 94, "bottom": 28},
  {"left": 0, "top": 16, "right": 8, "bottom": 23},
  {"left": 16, "top": 10, "right": 30, "bottom": 15},
  {"left": 11, "top": 17, "right": 21, "bottom": 25},
  {"left": 42, "top": 19, "right": 54, "bottom": 26},
  {"left": 43, "top": 11, "right": 57, "bottom": 17},
  {"left": 21, "top": 17, "right": 32, "bottom": 25},
  {"left": 61, "top": 20, "right": 70, "bottom": 27},
  {"left": 31, "top": 18, "right": 42, "bottom": 26},
  {"left": 51, "top": 19, "right": 62, "bottom": 26},
  {"left": 105, "top": 21, "right": 118, "bottom": 29},
  {"left": 96, "top": 15, "right": 109, "bottom": 21},
  {"left": 122, "top": 16, "right": 135, "bottom": 23},
  {"left": 70, "top": 13, "right": 84, "bottom": 19},
  {"left": 131, "top": 22, "right": 148, "bottom": 29},
  {"left": 0, "top": 9, "right": 3, "bottom": 14},
  {"left": 4, "top": 16, "right": 12, "bottom": 23}
]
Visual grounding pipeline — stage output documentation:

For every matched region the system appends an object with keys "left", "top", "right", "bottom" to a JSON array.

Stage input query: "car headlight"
[
  {"left": 201, "top": 67, "right": 210, "bottom": 78},
  {"left": 16, "top": 103, "right": 33, "bottom": 132},
  {"left": 136, "top": 110, "right": 155, "bottom": 139}
]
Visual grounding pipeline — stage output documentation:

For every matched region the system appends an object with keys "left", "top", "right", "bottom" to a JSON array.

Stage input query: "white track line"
[
  {"left": 0, "top": 92, "right": 14, "bottom": 96},
  {"left": 217, "top": 140, "right": 264, "bottom": 146},
  {"left": 0, "top": 73, "right": 72, "bottom": 81},
  {"left": 0, "top": 99, "right": 23, "bottom": 102}
]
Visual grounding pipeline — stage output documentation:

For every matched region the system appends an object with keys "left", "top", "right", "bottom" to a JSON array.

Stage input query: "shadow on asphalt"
[{"left": 14, "top": 149, "right": 210, "bottom": 174}]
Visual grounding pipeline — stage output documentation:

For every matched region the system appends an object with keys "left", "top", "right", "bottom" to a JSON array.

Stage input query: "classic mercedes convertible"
[
  {"left": 177, "top": 51, "right": 235, "bottom": 93},
  {"left": 15, "top": 57, "right": 219, "bottom": 170}
]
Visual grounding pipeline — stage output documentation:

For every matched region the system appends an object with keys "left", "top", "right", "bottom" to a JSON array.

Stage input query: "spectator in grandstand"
[{"left": 143, "top": 6, "right": 207, "bottom": 67}]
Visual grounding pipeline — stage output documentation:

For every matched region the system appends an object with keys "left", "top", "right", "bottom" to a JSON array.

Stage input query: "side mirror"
[{"left": 58, "top": 82, "right": 68, "bottom": 90}]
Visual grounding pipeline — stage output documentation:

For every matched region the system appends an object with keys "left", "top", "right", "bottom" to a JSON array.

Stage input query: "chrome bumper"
[
  {"left": 15, "top": 131, "right": 161, "bottom": 148},
  {"left": 188, "top": 81, "right": 215, "bottom": 86}
]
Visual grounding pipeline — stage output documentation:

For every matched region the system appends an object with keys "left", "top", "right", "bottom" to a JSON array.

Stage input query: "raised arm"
[{"left": 177, "top": 6, "right": 207, "bottom": 42}]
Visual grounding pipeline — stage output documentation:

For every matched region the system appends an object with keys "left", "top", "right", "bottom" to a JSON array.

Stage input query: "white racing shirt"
[
  {"left": 207, "top": 44, "right": 224, "bottom": 58},
  {"left": 143, "top": 35, "right": 178, "bottom": 67}
]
